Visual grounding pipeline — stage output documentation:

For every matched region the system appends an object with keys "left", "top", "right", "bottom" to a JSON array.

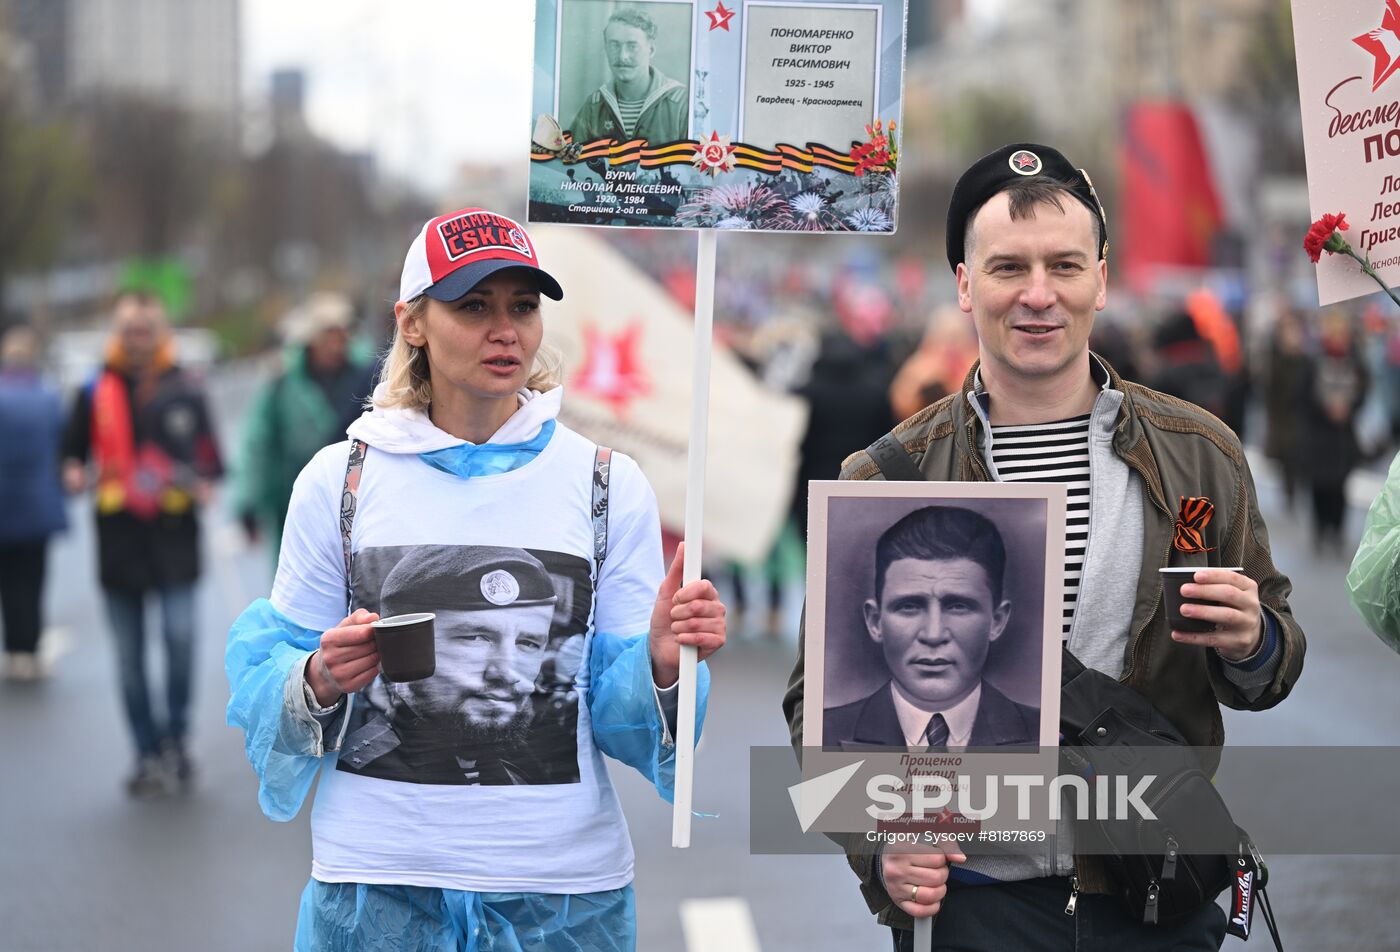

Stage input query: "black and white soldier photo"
[
  {"left": 559, "top": 1, "right": 693, "bottom": 146},
  {"left": 822, "top": 503, "right": 1041, "bottom": 752},
  {"left": 806, "top": 484, "right": 1064, "bottom": 755}
]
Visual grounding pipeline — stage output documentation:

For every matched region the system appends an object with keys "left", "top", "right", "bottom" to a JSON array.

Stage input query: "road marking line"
[
  {"left": 680, "top": 897, "right": 762, "bottom": 952},
  {"left": 39, "top": 626, "right": 72, "bottom": 667}
]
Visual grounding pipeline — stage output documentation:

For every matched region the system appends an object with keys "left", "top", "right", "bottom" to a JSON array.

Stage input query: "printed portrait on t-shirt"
[{"left": 338, "top": 544, "right": 593, "bottom": 785}]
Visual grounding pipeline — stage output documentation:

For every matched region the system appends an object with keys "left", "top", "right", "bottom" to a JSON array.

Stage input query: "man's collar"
[
  {"left": 890, "top": 681, "right": 983, "bottom": 747},
  {"left": 969, "top": 353, "right": 1113, "bottom": 398},
  {"left": 1089, "top": 352, "right": 1113, "bottom": 389}
]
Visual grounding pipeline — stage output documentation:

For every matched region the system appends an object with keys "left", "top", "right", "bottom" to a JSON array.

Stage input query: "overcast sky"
[
  {"left": 241, "top": 1, "right": 1005, "bottom": 191},
  {"left": 242, "top": 1, "right": 535, "bottom": 189}
]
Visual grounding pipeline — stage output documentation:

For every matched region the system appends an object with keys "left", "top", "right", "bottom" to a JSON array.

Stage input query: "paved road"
[{"left": 3, "top": 367, "right": 1399, "bottom": 950}]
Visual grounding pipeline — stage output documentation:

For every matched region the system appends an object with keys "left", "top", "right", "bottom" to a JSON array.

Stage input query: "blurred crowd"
[
  {"left": 0, "top": 286, "right": 373, "bottom": 798},
  {"left": 3, "top": 240, "right": 1400, "bottom": 786}
]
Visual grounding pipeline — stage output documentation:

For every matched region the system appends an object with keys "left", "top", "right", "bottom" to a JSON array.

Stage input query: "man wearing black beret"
[{"left": 784, "top": 143, "right": 1305, "bottom": 949}]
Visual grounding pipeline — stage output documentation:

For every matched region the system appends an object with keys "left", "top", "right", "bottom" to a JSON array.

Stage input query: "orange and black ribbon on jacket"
[{"left": 1173, "top": 496, "right": 1216, "bottom": 554}]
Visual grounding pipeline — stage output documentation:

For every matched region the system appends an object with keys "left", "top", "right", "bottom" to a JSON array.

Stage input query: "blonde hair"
[{"left": 371, "top": 296, "right": 564, "bottom": 411}]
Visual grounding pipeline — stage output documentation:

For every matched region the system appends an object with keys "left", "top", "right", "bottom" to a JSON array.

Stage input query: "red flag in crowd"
[{"left": 1119, "top": 101, "right": 1224, "bottom": 290}]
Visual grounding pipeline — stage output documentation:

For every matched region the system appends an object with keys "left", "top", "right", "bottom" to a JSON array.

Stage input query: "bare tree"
[
  {"left": 0, "top": 75, "right": 87, "bottom": 318},
  {"left": 73, "top": 92, "right": 222, "bottom": 258}
]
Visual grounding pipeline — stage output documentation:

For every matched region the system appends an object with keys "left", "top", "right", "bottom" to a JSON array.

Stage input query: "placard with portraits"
[{"left": 529, "top": 0, "right": 908, "bottom": 232}]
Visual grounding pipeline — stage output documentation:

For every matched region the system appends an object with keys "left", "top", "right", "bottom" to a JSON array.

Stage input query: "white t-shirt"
[{"left": 271, "top": 416, "right": 662, "bottom": 893}]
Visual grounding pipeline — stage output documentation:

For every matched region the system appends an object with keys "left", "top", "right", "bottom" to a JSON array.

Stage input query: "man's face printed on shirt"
[
  {"left": 394, "top": 602, "right": 555, "bottom": 733},
  {"left": 344, "top": 545, "right": 594, "bottom": 785}
]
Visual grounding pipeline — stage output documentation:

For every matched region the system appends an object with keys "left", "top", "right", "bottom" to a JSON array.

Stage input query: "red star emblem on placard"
[
  {"left": 1354, "top": 0, "right": 1400, "bottom": 92},
  {"left": 571, "top": 323, "right": 651, "bottom": 417},
  {"left": 706, "top": 1, "right": 736, "bottom": 32}
]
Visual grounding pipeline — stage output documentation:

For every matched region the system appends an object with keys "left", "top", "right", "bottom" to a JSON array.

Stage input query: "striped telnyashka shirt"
[
  {"left": 989, "top": 414, "right": 1092, "bottom": 643},
  {"left": 616, "top": 99, "right": 645, "bottom": 138}
]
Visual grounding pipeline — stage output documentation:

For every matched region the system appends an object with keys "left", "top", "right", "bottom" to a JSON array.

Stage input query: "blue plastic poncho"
[
  {"left": 226, "top": 600, "right": 710, "bottom": 818},
  {"left": 226, "top": 598, "right": 708, "bottom": 950},
  {"left": 225, "top": 599, "right": 332, "bottom": 821},
  {"left": 588, "top": 629, "right": 710, "bottom": 802},
  {"left": 295, "top": 880, "right": 635, "bottom": 952}
]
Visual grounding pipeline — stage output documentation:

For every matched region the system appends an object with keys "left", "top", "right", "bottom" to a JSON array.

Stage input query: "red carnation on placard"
[
  {"left": 1304, "top": 212, "right": 1349, "bottom": 263},
  {"left": 1304, "top": 211, "right": 1400, "bottom": 307}
]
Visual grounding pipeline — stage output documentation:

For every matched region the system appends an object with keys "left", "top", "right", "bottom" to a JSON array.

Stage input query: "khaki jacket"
[{"left": 781, "top": 357, "right": 1306, "bottom": 928}]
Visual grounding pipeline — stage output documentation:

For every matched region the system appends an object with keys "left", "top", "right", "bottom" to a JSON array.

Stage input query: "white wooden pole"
[
  {"left": 913, "top": 916, "right": 932, "bottom": 950},
  {"left": 673, "top": 228, "right": 717, "bottom": 848}
]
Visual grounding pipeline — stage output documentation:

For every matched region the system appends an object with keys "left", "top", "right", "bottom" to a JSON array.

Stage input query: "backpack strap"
[
  {"left": 591, "top": 446, "right": 612, "bottom": 576},
  {"left": 338, "top": 441, "right": 606, "bottom": 609},
  {"left": 341, "top": 439, "right": 367, "bottom": 614},
  {"left": 866, "top": 433, "right": 924, "bottom": 482}
]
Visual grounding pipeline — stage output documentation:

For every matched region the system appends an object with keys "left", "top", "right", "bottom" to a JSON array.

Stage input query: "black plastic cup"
[
  {"left": 371, "top": 613, "right": 436, "bottom": 682},
  {"left": 1159, "top": 567, "right": 1243, "bottom": 633}
]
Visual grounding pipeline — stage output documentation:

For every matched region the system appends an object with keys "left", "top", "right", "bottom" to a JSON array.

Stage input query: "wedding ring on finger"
[{"left": 910, "top": 884, "right": 920, "bottom": 903}]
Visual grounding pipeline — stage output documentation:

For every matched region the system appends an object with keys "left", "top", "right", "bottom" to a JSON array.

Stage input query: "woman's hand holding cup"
[{"left": 307, "top": 608, "right": 381, "bottom": 707}]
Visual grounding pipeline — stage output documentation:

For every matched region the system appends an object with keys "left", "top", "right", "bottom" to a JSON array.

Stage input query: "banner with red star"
[
  {"left": 1293, "top": 0, "right": 1400, "bottom": 304},
  {"left": 529, "top": 226, "right": 808, "bottom": 563},
  {"left": 528, "top": 0, "right": 908, "bottom": 233}
]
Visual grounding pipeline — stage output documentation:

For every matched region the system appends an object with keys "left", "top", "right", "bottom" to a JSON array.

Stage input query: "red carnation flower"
[
  {"left": 1303, "top": 211, "right": 1400, "bottom": 308},
  {"left": 1304, "top": 212, "right": 1349, "bottom": 263}
]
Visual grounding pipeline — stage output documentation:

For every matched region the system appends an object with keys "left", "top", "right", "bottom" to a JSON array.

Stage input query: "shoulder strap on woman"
[
  {"left": 341, "top": 439, "right": 367, "bottom": 613},
  {"left": 592, "top": 446, "right": 612, "bottom": 575},
  {"left": 338, "top": 441, "right": 608, "bottom": 604}
]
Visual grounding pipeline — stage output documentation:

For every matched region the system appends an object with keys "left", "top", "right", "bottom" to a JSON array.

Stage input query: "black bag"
[
  {"left": 1059, "top": 648, "right": 1262, "bottom": 930},
  {"left": 863, "top": 433, "right": 1283, "bottom": 947}
]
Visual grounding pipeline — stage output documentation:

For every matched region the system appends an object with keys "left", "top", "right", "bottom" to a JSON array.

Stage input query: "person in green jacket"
[
  {"left": 1347, "top": 448, "right": 1400, "bottom": 653},
  {"left": 234, "top": 292, "right": 376, "bottom": 563},
  {"left": 568, "top": 7, "right": 689, "bottom": 145}
]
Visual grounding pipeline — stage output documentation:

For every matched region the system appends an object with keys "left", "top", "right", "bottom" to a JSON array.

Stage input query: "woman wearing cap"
[{"left": 226, "top": 208, "right": 726, "bottom": 950}]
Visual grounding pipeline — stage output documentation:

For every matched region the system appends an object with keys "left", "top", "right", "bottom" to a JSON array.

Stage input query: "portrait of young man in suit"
[{"left": 822, "top": 505, "right": 1039, "bottom": 750}]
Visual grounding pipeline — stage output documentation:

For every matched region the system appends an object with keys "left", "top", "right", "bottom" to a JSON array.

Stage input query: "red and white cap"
[{"left": 398, "top": 208, "right": 564, "bottom": 303}]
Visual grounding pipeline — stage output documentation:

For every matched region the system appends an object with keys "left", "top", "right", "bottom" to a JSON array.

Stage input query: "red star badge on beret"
[
  {"left": 1014, "top": 152, "right": 1039, "bottom": 171},
  {"left": 706, "top": 1, "right": 735, "bottom": 31}
]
